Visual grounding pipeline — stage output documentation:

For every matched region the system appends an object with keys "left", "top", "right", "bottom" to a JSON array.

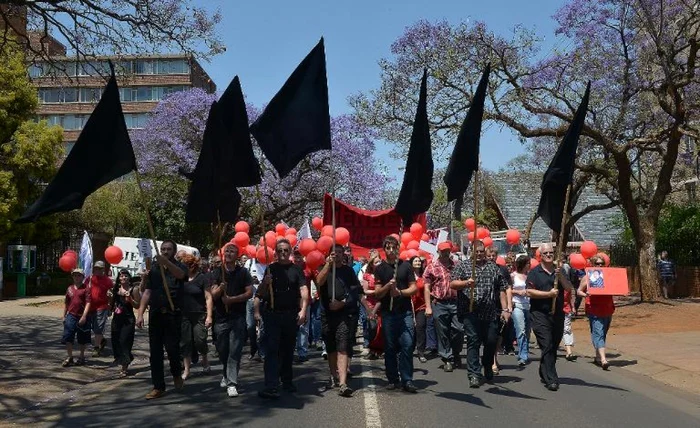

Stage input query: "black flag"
[
  {"left": 537, "top": 82, "right": 591, "bottom": 231},
  {"left": 217, "top": 76, "right": 261, "bottom": 187},
  {"left": 17, "top": 63, "right": 136, "bottom": 223},
  {"left": 444, "top": 64, "right": 490, "bottom": 219},
  {"left": 395, "top": 69, "right": 433, "bottom": 226},
  {"left": 185, "top": 101, "right": 242, "bottom": 223},
  {"left": 250, "top": 38, "right": 331, "bottom": 178}
]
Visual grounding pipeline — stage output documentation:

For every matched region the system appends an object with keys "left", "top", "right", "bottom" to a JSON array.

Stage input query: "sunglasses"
[
  {"left": 542, "top": 252, "right": 554, "bottom": 256},
  {"left": 594, "top": 263, "right": 604, "bottom": 267}
]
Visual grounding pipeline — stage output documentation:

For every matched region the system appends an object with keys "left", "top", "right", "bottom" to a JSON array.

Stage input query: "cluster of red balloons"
[
  {"left": 58, "top": 249, "right": 78, "bottom": 272},
  {"left": 398, "top": 223, "right": 432, "bottom": 261},
  {"left": 568, "top": 241, "right": 611, "bottom": 269}
]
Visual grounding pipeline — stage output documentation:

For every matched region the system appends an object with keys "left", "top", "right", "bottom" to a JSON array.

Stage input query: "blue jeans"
[
  {"left": 296, "top": 306, "right": 311, "bottom": 357},
  {"left": 426, "top": 315, "right": 437, "bottom": 350},
  {"left": 262, "top": 311, "right": 298, "bottom": 389},
  {"left": 246, "top": 299, "right": 264, "bottom": 358},
  {"left": 381, "top": 310, "right": 415, "bottom": 384},
  {"left": 512, "top": 307, "right": 531, "bottom": 362},
  {"left": 214, "top": 314, "right": 246, "bottom": 386},
  {"left": 359, "top": 304, "right": 370, "bottom": 347},
  {"left": 309, "top": 300, "right": 322, "bottom": 344},
  {"left": 432, "top": 300, "right": 463, "bottom": 363},
  {"left": 588, "top": 315, "right": 612, "bottom": 349}
]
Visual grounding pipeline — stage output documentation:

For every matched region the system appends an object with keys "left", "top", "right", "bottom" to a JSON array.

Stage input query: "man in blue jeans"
[{"left": 373, "top": 235, "right": 419, "bottom": 393}]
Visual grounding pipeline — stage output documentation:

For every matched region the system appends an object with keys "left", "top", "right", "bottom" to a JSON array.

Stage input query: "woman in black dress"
[{"left": 111, "top": 269, "right": 138, "bottom": 377}]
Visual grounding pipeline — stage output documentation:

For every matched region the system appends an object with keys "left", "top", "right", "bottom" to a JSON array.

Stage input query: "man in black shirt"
[
  {"left": 451, "top": 240, "right": 509, "bottom": 388},
  {"left": 136, "top": 240, "right": 187, "bottom": 400},
  {"left": 316, "top": 244, "right": 362, "bottom": 397},
  {"left": 255, "top": 239, "right": 309, "bottom": 399},
  {"left": 210, "top": 244, "right": 253, "bottom": 397},
  {"left": 373, "top": 235, "right": 419, "bottom": 393},
  {"left": 526, "top": 242, "right": 573, "bottom": 391}
]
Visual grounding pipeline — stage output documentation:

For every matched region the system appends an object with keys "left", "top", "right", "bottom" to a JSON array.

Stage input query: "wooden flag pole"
[
  {"left": 134, "top": 172, "right": 175, "bottom": 312},
  {"left": 256, "top": 184, "right": 274, "bottom": 310},
  {"left": 331, "top": 191, "right": 337, "bottom": 302},
  {"left": 217, "top": 210, "right": 230, "bottom": 313},
  {"left": 390, "top": 220, "right": 403, "bottom": 311},
  {"left": 551, "top": 184, "right": 572, "bottom": 314},
  {"left": 470, "top": 165, "right": 479, "bottom": 313}
]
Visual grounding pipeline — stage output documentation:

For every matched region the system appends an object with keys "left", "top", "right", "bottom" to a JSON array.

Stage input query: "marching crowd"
[{"left": 60, "top": 235, "right": 621, "bottom": 400}]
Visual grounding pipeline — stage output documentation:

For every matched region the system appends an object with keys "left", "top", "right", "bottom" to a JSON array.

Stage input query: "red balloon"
[
  {"left": 400, "top": 232, "right": 413, "bottom": 244},
  {"left": 234, "top": 221, "right": 250, "bottom": 233},
  {"left": 287, "top": 228, "right": 297, "bottom": 236},
  {"left": 336, "top": 227, "right": 350, "bottom": 246},
  {"left": 482, "top": 237, "right": 493, "bottom": 248},
  {"left": 530, "top": 258, "right": 540, "bottom": 269},
  {"left": 410, "top": 223, "right": 423, "bottom": 240},
  {"left": 256, "top": 247, "right": 275, "bottom": 264},
  {"left": 245, "top": 245, "right": 257, "bottom": 258},
  {"left": 299, "top": 238, "right": 316, "bottom": 256},
  {"left": 464, "top": 218, "right": 476, "bottom": 231},
  {"left": 399, "top": 251, "right": 409, "bottom": 260},
  {"left": 569, "top": 253, "right": 587, "bottom": 270},
  {"left": 390, "top": 233, "right": 401, "bottom": 242},
  {"left": 476, "top": 227, "right": 490, "bottom": 240},
  {"left": 597, "top": 252, "right": 611, "bottom": 267},
  {"left": 285, "top": 234, "right": 298, "bottom": 247},
  {"left": 406, "top": 249, "right": 419, "bottom": 259},
  {"left": 59, "top": 255, "right": 78, "bottom": 272},
  {"left": 321, "top": 225, "right": 334, "bottom": 237},
  {"left": 506, "top": 229, "right": 521, "bottom": 245},
  {"left": 467, "top": 232, "right": 476, "bottom": 242},
  {"left": 306, "top": 250, "right": 325, "bottom": 270},
  {"left": 421, "top": 233, "right": 429, "bottom": 242},
  {"left": 275, "top": 223, "right": 287, "bottom": 235},
  {"left": 233, "top": 232, "right": 250, "bottom": 248},
  {"left": 104, "top": 246, "right": 123, "bottom": 265},
  {"left": 418, "top": 249, "right": 430, "bottom": 259},
  {"left": 496, "top": 256, "right": 506, "bottom": 266},
  {"left": 399, "top": 242, "right": 406, "bottom": 251},
  {"left": 317, "top": 236, "right": 334, "bottom": 255},
  {"left": 407, "top": 240, "right": 420, "bottom": 250},
  {"left": 312, "top": 217, "right": 323, "bottom": 231},
  {"left": 580, "top": 241, "right": 598, "bottom": 259},
  {"left": 265, "top": 231, "right": 277, "bottom": 248},
  {"left": 63, "top": 249, "right": 78, "bottom": 259}
]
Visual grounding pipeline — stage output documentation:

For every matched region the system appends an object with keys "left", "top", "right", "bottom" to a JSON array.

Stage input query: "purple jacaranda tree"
[
  {"left": 132, "top": 88, "right": 392, "bottom": 246},
  {"left": 351, "top": 0, "right": 700, "bottom": 301}
]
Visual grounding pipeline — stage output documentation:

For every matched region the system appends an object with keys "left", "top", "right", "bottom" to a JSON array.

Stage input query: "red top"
[
  {"left": 585, "top": 295, "right": 615, "bottom": 317},
  {"left": 65, "top": 283, "right": 92, "bottom": 317},
  {"left": 563, "top": 289, "right": 573, "bottom": 314},
  {"left": 363, "top": 273, "right": 379, "bottom": 309},
  {"left": 89, "top": 275, "right": 113, "bottom": 312},
  {"left": 412, "top": 277, "right": 426, "bottom": 312}
]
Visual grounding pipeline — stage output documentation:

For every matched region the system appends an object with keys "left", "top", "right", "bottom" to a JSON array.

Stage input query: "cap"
[
  {"left": 94, "top": 261, "right": 105, "bottom": 268},
  {"left": 71, "top": 268, "right": 85, "bottom": 275},
  {"left": 437, "top": 241, "right": 452, "bottom": 251}
]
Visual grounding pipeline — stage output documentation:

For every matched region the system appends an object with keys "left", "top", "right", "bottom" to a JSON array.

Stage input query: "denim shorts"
[
  {"left": 62, "top": 313, "right": 92, "bottom": 345},
  {"left": 588, "top": 315, "right": 612, "bottom": 349},
  {"left": 92, "top": 309, "right": 109, "bottom": 334}
]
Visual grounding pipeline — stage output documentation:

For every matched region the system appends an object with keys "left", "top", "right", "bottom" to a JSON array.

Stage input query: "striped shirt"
[
  {"left": 423, "top": 258, "right": 456, "bottom": 301},
  {"left": 657, "top": 259, "right": 675, "bottom": 278},
  {"left": 452, "top": 260, "right": 508, "bottom": 320}
]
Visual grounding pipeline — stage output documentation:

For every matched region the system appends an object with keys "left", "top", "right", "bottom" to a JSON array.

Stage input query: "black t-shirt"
[
  {"left": 182, "top": 273, "right": 209, "bottom": 314},
  {"left": 319, "top": 264, "right": 362, "bottom": 314},
  {"left": 146, "top": 260, "right": 187, "bottom": 312},
  {"left": 526, "top": 264, "right": 564, "bottom": 314},
  {"left": 256, "top": 263, "right": 304, "bottom": 312},
  {"left": 374, "top": 260, "right": 416, "bottom": 314},
  {"left": 211, "top": 266, "right": 253, "bottom": 320},
  {"left": 111, "top": 284, "right": 135, "bottom": 318}
]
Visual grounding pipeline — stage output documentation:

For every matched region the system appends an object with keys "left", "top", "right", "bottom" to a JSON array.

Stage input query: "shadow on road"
[{"left": 435, "top": 391, "right": 491, "bottom": 408}]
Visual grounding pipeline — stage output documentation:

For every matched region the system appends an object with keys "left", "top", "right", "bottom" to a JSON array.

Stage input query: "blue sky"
[{"left": 194, "top": 0, "right": 566, "bottom": 183}]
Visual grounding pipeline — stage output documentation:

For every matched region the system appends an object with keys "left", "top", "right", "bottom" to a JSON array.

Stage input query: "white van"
[{"left": 107, "top": 237, "right": 200, "bottom": 277}]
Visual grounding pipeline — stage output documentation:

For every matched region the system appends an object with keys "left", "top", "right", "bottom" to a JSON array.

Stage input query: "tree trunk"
[{"left": 636, "top": 220, "right": 660, "bottom": 302}]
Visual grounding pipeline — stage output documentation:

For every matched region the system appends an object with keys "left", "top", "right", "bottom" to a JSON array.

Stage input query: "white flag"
[
  {"left": 298, "top": 220, "right": 312, "bottom": 242},
  {"left": 78, "top": 231, "right": 93, "bottom": 278}
]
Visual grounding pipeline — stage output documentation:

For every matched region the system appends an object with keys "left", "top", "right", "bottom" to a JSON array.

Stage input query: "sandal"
[
  {"left": 62, "top": 357, "right": 74, "bottom": 367},
  {"left": 565, "top": 354, "right": 578, "bottom": 361},
  {"left": 492, "top": 365, "right": 500, "bottom": 375},
  {"left": 75, "top": 357, "right": 86, "bottom": 366},
  {"left": 601, "top": 361, "right": 610, "bottom": 371},
  {"left": 202, "top": 365, "right": 211, "bottom": 374}
]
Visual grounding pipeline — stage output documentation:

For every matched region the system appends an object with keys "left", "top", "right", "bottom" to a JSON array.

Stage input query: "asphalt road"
[{"left": 3, "top": 317, "right": 700, "bottom": 428}]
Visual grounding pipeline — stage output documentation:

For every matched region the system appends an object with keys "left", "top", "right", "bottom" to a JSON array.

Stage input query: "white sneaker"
[
  {"left": 220, "top": 377, "right": 227, "bottom": 388},
  {"left": 227, "top": 385, "right": 239, "bottom": 397}
]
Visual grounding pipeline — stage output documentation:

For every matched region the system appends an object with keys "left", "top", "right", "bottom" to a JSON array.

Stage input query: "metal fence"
[{"left": 609, "top": 241, "right": 700, "bottom": 267}]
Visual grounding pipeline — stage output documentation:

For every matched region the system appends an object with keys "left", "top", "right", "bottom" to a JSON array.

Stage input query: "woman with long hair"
[
  {"left": 180, "top": 253, "right": 213, "bottom": 380},
  {"left": 510, "top": 255, "right": 531, "bottom": 366},
  {"left": 110, "top": 269, "right": 138, "bottom": 377},
  {"left": 410, "top": 256, "right": 429, "bottom": 363},
  {"left": 577, "top": 255, "right": 615, "bottom": 370}
]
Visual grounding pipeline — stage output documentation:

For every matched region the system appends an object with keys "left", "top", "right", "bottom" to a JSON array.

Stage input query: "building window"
[
  {"left": 38, "top": 85, "right": 187, "bottom": 104},
  {"left": 124, "top": 113, "right": 149, "bottom": 129},
  {"left": 39, "top": 112, "right": 149, "bottom": 130}
]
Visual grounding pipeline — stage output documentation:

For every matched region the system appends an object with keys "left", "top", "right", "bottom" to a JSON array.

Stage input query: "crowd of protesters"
[{"left": 61, "top": 235, "right": 668, "bottom": 400}]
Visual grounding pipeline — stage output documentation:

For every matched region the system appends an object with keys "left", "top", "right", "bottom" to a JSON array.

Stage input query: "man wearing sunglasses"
[{"left": 526, "top": 243, "right": 574, "bottom": 391}]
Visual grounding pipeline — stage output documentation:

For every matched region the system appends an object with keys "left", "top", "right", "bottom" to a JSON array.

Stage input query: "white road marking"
[{"left": 361, "top": 363, "right": 382, "bottom": 428}]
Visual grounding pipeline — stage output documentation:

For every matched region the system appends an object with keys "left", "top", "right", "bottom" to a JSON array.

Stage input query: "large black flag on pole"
[
  {"left": 250, "top": 38, "right": 331, "bottom": 178},
  {"left": 443, "top": 64, "right": 490, "bottom": 220},
  {"left": 537, "top": 82, "right": 591, "bottom": 231},
  {"left": 395, "top": 68, "right": 434, "bottom": 227},
  {"left": 17, "top": 62, "right": 136, "bottom": 223}
]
